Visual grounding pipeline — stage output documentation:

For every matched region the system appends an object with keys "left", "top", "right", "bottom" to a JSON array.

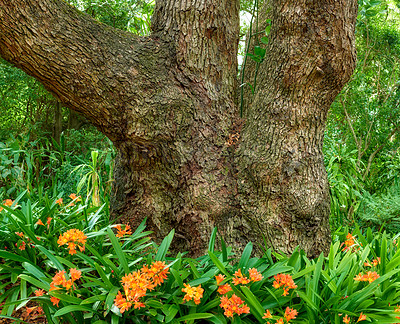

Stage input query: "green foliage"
[
  {"left": 2, "top": 190, "right": 400, "bottom": 323},
  {"left": 68, "top": 0, "right": 154, "bottom": 35},
  {"left": 326, "top": 1, "right": 400, "bottom": 231}
]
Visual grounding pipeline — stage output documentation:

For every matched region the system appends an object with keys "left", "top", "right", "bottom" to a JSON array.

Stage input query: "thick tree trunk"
[{"left": 0, "top": 0, "right": 357, "bottom": 257}]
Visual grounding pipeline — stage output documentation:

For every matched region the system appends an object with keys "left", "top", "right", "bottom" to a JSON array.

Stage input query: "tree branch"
[
  {"left": 362, "top": 125, "right": 400, "bottom": 181},
  {"left": 0, "top": 0, "right": 167, "bottom": 141}
]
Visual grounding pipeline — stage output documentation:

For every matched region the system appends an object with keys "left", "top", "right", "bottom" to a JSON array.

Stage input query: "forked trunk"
[{"left": 0, "top": 0, "right": 357, "bottom": 257}]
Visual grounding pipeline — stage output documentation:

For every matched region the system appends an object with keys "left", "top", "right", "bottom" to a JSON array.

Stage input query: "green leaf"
[
  {"left": 18, "top": 274, "right": 49, "bottom": 291},
  {"left": 80, "top": 294, "right": 106, "bottom": 305},
  {"left": 240, "top": 286, "right": 265, "bottom": 322},
  {"left": 54, "top": 305, "right": 94, "bottom": 317},
  {"left": 146, "top": 299, "right": 163, "bottom": 309},
  {"left": 164, "top": 305, "right": 179, "bottom": 323},
  {"left": 253, "top": 46, "right": 266, "bottom": 59},
  {"left": 107, "top": 227, "right": 129, "bottom": 274},
  {"left": 36, "top": 245, "right": 64, "bottom": 271},
  {"left": 208, "top": 227, "right": 218, "bottom": 253},
  {"left": 260, "top": 37, "right": 269, "bottom": 45},
  {"left": 50, "top": 291, "right": 83, "bottom": 305},
  {"left": 155, "top": 229, "right": 174, "bottom": 261},
  {"left": 208, "top": 251, "right": 230, "bottom": 277},
  {"left": 238, "top": 242, "right": 253, "bottom": 270},
  {"left": 0, "top": 251, "right": 31, "bottom": 264},
  {"left": 177, "top": 313, "right": 213, "bottom": 322},
  {"left": 94, "top": 263, "right": 113, "bottom": 289}
]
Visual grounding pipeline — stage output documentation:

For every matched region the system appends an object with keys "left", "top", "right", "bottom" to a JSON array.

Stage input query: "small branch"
[{"left": 362, "top": 125, "right": 400, "bottom": 181}]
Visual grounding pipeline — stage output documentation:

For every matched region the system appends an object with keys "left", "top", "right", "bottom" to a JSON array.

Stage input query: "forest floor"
[{"left": 0, "top": 283, "right": 47, "bottom": 324}]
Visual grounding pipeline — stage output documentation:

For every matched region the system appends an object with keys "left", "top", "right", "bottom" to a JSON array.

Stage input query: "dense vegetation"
[{"left": 1, "top": 0, "right": 400, "bottom": 323}]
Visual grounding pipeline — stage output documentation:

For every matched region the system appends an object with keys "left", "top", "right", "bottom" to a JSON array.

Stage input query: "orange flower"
[
  {"left": 18, "top": 241, "right": 26, "bottom": 250},
  {"left": 36, "top": 219, "right": 45, "bottom": 226},
  {"left": 133, "top": 301, "right": 145, "bottom": 309},
  {"left": 217, "top": 283, "right": 232, "bottom": 295},
  {"left": 114, "top": 261, "right": 169, "bottom": 313},
  {"left": 4, "top": 199, "right": 13, "bottom": 206},
  {"left": 263, "top": 309, "right": 273, "bottom": 319},
  {"left": 232, "top": 269, "right": 251, "bottom": 285},
  {"left": 34, "top": 289, "right": 45, "bottom": 297},
  {"left": 50, "top": 268, "right": 81, "bottom": 291},
  {"left": 114, "top": 291, "right": 132, "bottom": 313},
  {"left": 248, "top": 268, "right": 263, "bottom": 282},
  {"left": 37, "top": 307, "right": 43, "bottom": 315},
  {"left": 115, "top": 224, "right": 132, "bottom": 238},
  {"left": 342, "top": 233, "right": 359, "bottom": 252},
  {"left": 15, "top": 232, "right": 24, "bottom": 238},
  {"left": 26, "top": 306, "right": 36, "bottom": 315},
  {"left": 284, "top": 307, "right": 298, "bottom": 322},
  {"left": 395, "top": 304, "right": 400, "bottom": 320},
  {"left": 0, "top": 199, "right": 13, "bottom": 212},
  {"left": 57, "top": 229, "right": 87, "bottom": 255},
  {"left": 354, "top": 271, "right": 380, "bottom": 283},
  {"left": 357, "top": 313, "right": 366, "bottom": 322},
  {"left": 219, "top": 294, "right": 250, "bottom": 318},
  {"left": 141, "top": 261, "right": 169, "bottom": 286},
  {"left": 50, "top": 296, "right": 60, "bottom": 307},
  {"left": 273, "top": 273, "right": 297, "bottom": 296},
  {"left": 276, "top": 319, "right": 284, "bottom": 324},
  {"left": 182, "top": 283, "right": 204, "bottom": 305},
  {"left": 46, "top": 217, "right": 52, "bottom": 226},
  {"left": 69, "top": 268, "right": 81, "bottom": 281},
  {"left": 55, "top": 198, "right": 63, "bottom": 205},
  {"left": 69, "top": 193, "right": 81, "bottom": 201},
  {"left": 215, "top": 274, "right": 225, "bottom": 285},
  {"left": 343, "top": 314, "right": 351, "bottom": 323}
]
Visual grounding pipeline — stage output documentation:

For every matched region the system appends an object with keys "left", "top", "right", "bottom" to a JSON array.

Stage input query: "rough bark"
[
  {"left": 0, "top": 0, "right": 357, "bottom": 257},
  {"left": 235, "top": 0, "right": 358, "bottom": 256}
]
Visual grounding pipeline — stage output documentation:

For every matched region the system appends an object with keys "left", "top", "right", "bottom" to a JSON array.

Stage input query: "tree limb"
[{"left": 0, "top": 0, "right": 167, "bottom": 141}]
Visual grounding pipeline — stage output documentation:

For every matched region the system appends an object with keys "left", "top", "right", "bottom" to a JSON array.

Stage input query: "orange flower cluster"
[
  {"left": 35, "top": 289, "right": 45, "bottom": 297},
  {"left": 218, "top": 284, "right": 232, "bottom": 295},
  {"left": 248, "top": 268, "right": 263, "bottom": 282},
  {"left": 57, "top": 229, "right": 87, "bottom": 255},
  {"left": 262, "top": 307, "right": 298, "bottom": 323},
  {"left": 342, "top": 233, "right": 359, "bottom": 252},
  {"left": 364, "top": 257, "right": 380, "bottom": 268},
  {"left": 55, "top": 198, "right": 63, "bottom": 206},
  {"left": 50, "top": 268, "right": 81, "bottom": 292},
  {"left": 182, "top": 283, "right": 204, "bottom": 305},
  {"left": 220, "top": 294, "right": 250, "bottom": 318},
  {"left": 354, "top": 271, "right": 380, "bottom": 283},
  {"left": 232, "top": 268, "right": 263, "bottom": 286},
  {"left": 114, "top": 261, "right": 169, "bottom": 313},
  {"left": 36, "top": 217, "right": 52, "bottom": 228},
  {"left": 67, "top": 193, "right": 81, "bottom": 207},
  {"left": 232, "top": 269, "right": 250, "bottom": 285},
  {"left": 215, "top": 274, "right": 232, "bottom": 294},
  {"left": 116, "top": 224, "right": 132, "bottom": 238},
  {"left": 284, "top": 307, "right": 298, "bottom": 322},
  {"left": 14, "top": 232, "right": 38, "bottom": 250},
  {"left": 342, "top": 313, "right": 366, "bottom": 323},
  {"left": 273, "top": 273, "right": 297, "bottom": 296},
  {"left": 395, "top": 304, "right": 400, "bottom": 321},
  {"left": 0, "top": 199, "right": 14, "bottom": 212}
]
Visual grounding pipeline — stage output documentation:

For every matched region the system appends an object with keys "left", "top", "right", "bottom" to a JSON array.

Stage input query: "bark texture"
[
  {"left": 235, "top": 0, "right": 358, "bottom": 257},
  {"left": 0, "top": 0, "right": 357, "bottom": 257}
]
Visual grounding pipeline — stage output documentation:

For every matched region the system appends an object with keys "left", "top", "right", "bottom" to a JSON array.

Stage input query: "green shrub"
[{"left": 2, "top": 194, "right": 400, "bottom": 323}]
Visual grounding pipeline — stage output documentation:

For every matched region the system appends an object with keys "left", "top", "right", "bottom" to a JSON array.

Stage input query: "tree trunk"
[{"left": 0, "top": 0, "right": 357, "bottom": 257}]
